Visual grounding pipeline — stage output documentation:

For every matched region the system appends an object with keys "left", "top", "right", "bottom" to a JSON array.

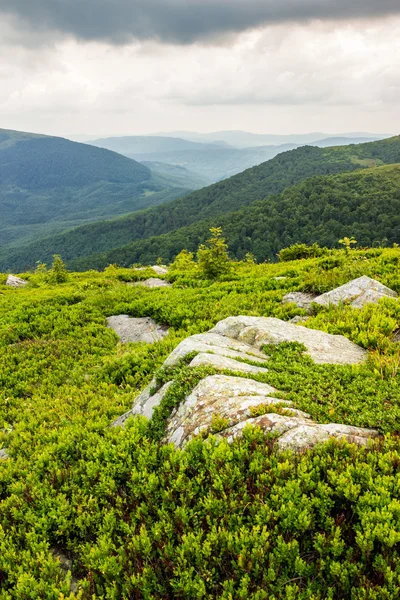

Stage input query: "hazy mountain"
[
  {"left": 0, "top": 128, "right": 195, "bottom": 250},
  {"left": 4, "top": 135, "right": 400, "bottom": 271},
  {"left": 89, "top": 135, "right": 230, "bottom": 155},
  {"left": 87, "top": 132, "right": 393, "bottom": 184},
  {"left": 156, "top": 130, "right": 391, "bottom": 148}
]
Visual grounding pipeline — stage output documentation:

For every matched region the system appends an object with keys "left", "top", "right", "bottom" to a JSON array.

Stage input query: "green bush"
[
  {"left": 279, "top": 243, "right": 327, "bottom": 262},
  {"left": 1, "top": 248, "right": 400, "bottom": 597}
]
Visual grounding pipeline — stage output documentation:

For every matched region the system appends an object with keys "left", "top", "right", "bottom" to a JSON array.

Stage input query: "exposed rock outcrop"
[
  {"left": 0, "top": 448, "right": 8, "bottom": 460},
  {"left": 6, "top": 275, "right": 28, "bottom": 287},
  {"left": 284, "top": 277, "right": 398, "bottom": 311},
  {"left": 107, "top": 315, "right": 169, "bottom": 344},
  {"left": 130, "top": 278, "right": 172, "bottom": 288},
  {"left": 313, "top": 276, "right": 398, "bottom": 308},
  {"left": 113, "top": 316, "right": 377, "bottom": 451}
]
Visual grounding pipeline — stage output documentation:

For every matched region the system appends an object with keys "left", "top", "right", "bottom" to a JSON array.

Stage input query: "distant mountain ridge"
[
  {"left": 154, "top": 130, "right": 391, "bottom": 148},
  {"left": 88, "top": 132, "right": 392, "bottom": 184},
  {"left": 3, "top": 135, "right": 400, "bottom": 271}
]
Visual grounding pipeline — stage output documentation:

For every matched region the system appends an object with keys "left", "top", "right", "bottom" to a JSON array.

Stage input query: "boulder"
[
  {"left": 0, "top": 448, "right": 8, "bottom": 460},
  {"left": 106, "top": 315, "right": 169, "bottom": 344},
  {"left": 165, "top": 375, "right": 298, "bottom": 447},
  {"left": 130, "top": 278, "right": 171, "bottom": 288},
  {"left": 314, "top": 276, "right": 398, "bottom": 308},
  {"left": 210, "top": 316, "right": 366, "bottom": 365},
  {"left": 6, "top": 275, "right": 28, "bottom": 288},
  {"left": 162, "top": 374, "right": 378, "bottom": 450},
  {"left": 282, "top": 292, "right": 317, "bottom": 311}
]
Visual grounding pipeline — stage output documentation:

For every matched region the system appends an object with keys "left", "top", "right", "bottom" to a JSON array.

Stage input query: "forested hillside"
[
  {"left": 0, "top": 129, "right": 194, "bottom": 250},
  {"left": 69, "top": 164, "right": 400, "bottom": 269},
  {"left": 3, "top": 136, "right": 400, "bottom": 272}
]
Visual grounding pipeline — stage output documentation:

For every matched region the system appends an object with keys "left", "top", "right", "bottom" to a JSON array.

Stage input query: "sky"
[{"left": 0, "top": 0, "right": 399, "bottom": 138}]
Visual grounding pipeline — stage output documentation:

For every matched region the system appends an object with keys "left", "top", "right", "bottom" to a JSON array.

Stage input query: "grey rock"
[
  {"left": 282, "top": 292, "right": 317, "bottom": 310},
  {"left": 0, "top": 448, "right": 8, "bottom": 460},
  {"left": 210, "top": 316, "right": 367, "bottom": 365},
  {"left": 314, "top": 276, "right": 398, "bottom": 308},
  {"left": 165, "top": 375, "right": 291, "bottom": 447},
  {"left": 112, "top": 380, "right": 172, "bottom": 426},
  {"left": 163, "top": 374, "right": 378, "bottom": 451},
  {"left": 290, "top": 316, "right": 310, "bottom": 324},
  {"left": 189, "top": 352, "right": 269, "bottom": 374},
  {"left": 163, "top": 332, "right": 268, "bottom": 368},
  {"left": 131, "top": 278, "right": 172, "bottom": 288},
  {"left": 6, "top": 275, "right": 28, "bottom": 287},
  {"left": 51, "top": 549, "right": 78, "bottom": 593},
  {"left": 107, "top": 315, "right": 169, "bottom": 344},
  {"left": 273, "top": 276, "right": 287, "bottom": 281},
  {"left": 114, "top": 316, "right": 373, "bottom": 450},
  {"left": 152, "top": 265, "right": 169, "bottom": 275}
]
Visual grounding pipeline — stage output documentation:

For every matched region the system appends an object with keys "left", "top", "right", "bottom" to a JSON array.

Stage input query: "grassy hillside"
[
  {"left": 2, "top": 248, "right": 400, "bottom": 596},
  {"left": 0, "top": 129, "right": 193, "bottom": 249},
  {"left": 3, "top": 136, "right": 399, "bottom": 272}
]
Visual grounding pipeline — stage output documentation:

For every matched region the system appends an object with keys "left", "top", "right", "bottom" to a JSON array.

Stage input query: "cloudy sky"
[{"left": 0, "top": 0, "right": 399, "bottom": 137}]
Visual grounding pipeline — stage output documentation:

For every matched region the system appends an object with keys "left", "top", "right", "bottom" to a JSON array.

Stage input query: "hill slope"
[
  {"left": 3, "top": 136, "right": 400, "bottom": 271},
  {"left": 0, "top": 129, "right": 194, "bottom": 249},
  {"left": 67, "top": 163, "right": 400, "bottom": 269}
]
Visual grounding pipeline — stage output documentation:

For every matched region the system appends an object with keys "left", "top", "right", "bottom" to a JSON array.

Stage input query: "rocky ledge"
[{"left": 114, "top": 316, "right": 378, "bottom": 451}]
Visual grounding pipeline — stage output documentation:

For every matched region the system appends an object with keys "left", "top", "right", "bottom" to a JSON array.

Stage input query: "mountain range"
[
  {"left": 88, "top": 132, "right": 390, "bottom": 184},
  {"left": 2, "top": 134, "right": 400, "bottom": 272}
]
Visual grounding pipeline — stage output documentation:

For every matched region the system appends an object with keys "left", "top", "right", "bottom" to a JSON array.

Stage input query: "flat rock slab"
[
  {"left": 314, "top": 276, "right": 397, "bottom": 308},
  {"left": 6, "top": 275, "right": 28, "bottom": 287},
  {"left": 211, "top": 316, "right": 366, "bottom": 365},
  {"left": 283, "top": 292, "right": 317, "bottom": 310},
  {"left": 131, "top": 278, "right": 172, "bottom": 288},
  {"left": 107, "top": 315, "right": 169, "bottom": 344},
  {"left": 152, "top": 265, "right": 169, "bottom": 275},
  {"left": 0, "top": 449, "right": 8, "bottom": 460},
  {"left": 189, "top": 352, "right": 269, "bottom": 375}
]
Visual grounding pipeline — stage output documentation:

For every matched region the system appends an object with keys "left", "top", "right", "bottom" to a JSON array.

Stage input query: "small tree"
[
  {"left": 197, "top": 227, "right": 231, "bottom": 278},
  {"left": 170, "top": 249, "right": 196, "bottom": 272},
  {"left": 47, "top": 255, "right": 68, "bottom": 283},
  {"left": 339, "top": 236, "right": 357, "bottom": 256}
]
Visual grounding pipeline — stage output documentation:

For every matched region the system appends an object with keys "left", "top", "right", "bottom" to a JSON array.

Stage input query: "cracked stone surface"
[
  {"left": 130, "top": 278, "right": 172, "bottom": 288},
  {"left": 313, "top": 276, "right": 398, "bottom": 308},
  {"left": 113, "top": 316, "right": 377, "bottom": 451},
  {"left": 210, "top": 316, "right": 366, "bottom": 365},
  {"left": 107, "top": 315, "right": 169, "bottom": 344},
  {"left": 6, "top": 275, "right": 28, "bottom": 287}
]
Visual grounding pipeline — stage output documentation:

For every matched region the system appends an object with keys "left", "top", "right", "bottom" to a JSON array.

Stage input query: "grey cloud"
[{"left": 1, "top": 0, "right": 400, "bottom": 45}]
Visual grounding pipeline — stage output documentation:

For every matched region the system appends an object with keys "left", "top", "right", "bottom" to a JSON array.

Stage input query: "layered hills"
[
  {"left": 0, "top": 129, "right": 196, "bottom": 250},
  {"left": 3, "top": 135, "right": 399, "bottom": 272}
]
